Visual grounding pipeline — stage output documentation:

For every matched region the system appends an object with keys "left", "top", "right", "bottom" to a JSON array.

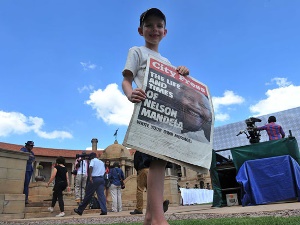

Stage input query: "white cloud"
[
  {"left": 250, "top": 80, "right": 300, "bottom": 116},
  {"left": 0, "top": 111, "right": 73, "bottom": 139},
  {"left": 85, "top": 83, "right": 133, "bottom": 126},
  {"left": 36, "top": 130, "right": 73, "bottom": 139},
  {"left": 212, "top": 90, "right": 245, "bottom": 122},
  {"left": 80, "top": 61, "right": 97, "bottom": 70},
  {"left": 85, "top": 147, "right": 104, "bottom": 151},
  {"left": 78, "top": 85, "right": 94, "bottom": 93},
  {"left": 266, "top": 77, "right": 292, "bottom": 87},
  {"left": 215, "top": 113, "right": 230, "bottom": 122}
]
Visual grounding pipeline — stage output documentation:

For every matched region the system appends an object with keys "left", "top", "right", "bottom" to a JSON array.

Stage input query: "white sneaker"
[
  {"left": 48, "top": 207, "right": 54, "bottom": 212},
  {"left": 56, "top": 212, "right": 65, "bottom": 217}
]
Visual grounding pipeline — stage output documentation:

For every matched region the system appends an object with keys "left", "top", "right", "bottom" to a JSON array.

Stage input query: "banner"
[{"left": 123, "top": 56, "right": 214, "bottom": 171}]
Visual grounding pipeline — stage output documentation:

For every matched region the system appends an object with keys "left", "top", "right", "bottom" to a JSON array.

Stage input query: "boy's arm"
[{"left": 122, "top": 70, "right": 146, "bottom": 103}]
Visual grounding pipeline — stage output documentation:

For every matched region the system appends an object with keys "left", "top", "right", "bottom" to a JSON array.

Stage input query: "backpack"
[{"left": 89, "top": 196, "right": 100, "bottom": 209}]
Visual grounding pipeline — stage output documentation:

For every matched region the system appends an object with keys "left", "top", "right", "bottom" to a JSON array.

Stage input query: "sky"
[{"left": 1, "top": 0, "right": 300, "bottom": 151}]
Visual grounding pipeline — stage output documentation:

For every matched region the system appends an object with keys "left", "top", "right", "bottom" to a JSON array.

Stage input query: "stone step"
[
  {"left": 24, "top": 197, "right": 154, "bottom": 218},
  {"left": 24, "top": 206, "right": 101, "bottom": 219}
]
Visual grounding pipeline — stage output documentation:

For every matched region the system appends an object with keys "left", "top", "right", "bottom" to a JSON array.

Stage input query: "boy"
[{"left": 122, "top": 8, "right": 189, "bottom": 225}]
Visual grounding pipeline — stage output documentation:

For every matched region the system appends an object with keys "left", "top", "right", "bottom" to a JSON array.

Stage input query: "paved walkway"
[{"left": 2, "top": 202, "right": 300, "bottom": 224}]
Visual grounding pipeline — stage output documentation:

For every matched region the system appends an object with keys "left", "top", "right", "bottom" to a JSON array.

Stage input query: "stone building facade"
[{"left": 0, "top": 138, "right": 212, "bottom": 218}]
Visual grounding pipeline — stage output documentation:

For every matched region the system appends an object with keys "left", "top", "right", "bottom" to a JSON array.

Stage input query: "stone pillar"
[
  {"left": 182, "top": 166, "right": 186, "bottom": 177},
  {"left": 71, "top": 163, "right": 75, "bottom": 188},
  {"left": 35, "top": 162, "right": 40, "bottom": 178},
  {"left": 120, "top": 159, "right": 125, "bottom": 173},
  {"left": 163, "top": 175, "right": 180, "bottom": 206},
  {"left": 166, "top": 168, "right": 171, "bottom": 175},
  {"left": 91, "top": 138, "right": 98, "bottom": 152},
  {"left": 0, "top": 149, "right": 28, "bottom": 219}
]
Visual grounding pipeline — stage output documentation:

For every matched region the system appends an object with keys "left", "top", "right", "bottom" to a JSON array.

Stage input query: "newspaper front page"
[{"left": 123, "top": 56, "right": 214, "bottom": 172}]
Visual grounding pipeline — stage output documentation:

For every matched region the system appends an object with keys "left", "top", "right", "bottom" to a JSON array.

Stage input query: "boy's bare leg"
[{"left": 143, "top": 159, "right": 169, "bottom": 225}]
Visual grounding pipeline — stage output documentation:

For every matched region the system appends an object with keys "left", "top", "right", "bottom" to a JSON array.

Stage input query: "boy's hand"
[
  {"left": 129, "top": 88, "right": 146, "bottom": 103},
  {"left": 176, "top": 66, "right": 189, "bottom": 76}
]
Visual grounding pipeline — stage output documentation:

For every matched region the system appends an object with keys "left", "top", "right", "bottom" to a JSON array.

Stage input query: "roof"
[
  {"left": 0, "top": 141, "right": 136, "bottom": 159},
  {"left": 103, "top": 140, "right": 132, "bottom": 159}
]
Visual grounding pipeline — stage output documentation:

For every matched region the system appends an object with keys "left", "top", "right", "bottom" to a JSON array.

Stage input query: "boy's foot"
[
  {"left": 100, "top": 212, "right": 107, "bottom": 215},
  {"left": 48, "top": 207, "right": 54, "bottom": 212},
  {"left": 163, "top": 200, "right": 170, "bottom": 213},
  {"left": 130, "top": 209, "right": 143, "bottom": 215},
  {"left": 56, "top": 212, "right": 65, "bottom": 217}
]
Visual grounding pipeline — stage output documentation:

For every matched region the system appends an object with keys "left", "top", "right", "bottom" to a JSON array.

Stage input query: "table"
[
  {"left": 179, "top": 188, "right": 213, "bottom": 205},
  {"left": 236, "top": 155, "right": 300, "bottom": 206}
]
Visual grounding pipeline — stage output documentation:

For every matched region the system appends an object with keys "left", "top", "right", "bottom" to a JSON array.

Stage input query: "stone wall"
[
  {"left": 120, "top": 174, "right": 180, "bottom": 210},
  {"left": 0, "top": 148, "right": 28, "bottom": 219}
]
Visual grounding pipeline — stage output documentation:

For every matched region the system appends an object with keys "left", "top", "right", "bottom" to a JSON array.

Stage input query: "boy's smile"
[{"left": 138, "top": 15, "right": 167, "bottom": 51}]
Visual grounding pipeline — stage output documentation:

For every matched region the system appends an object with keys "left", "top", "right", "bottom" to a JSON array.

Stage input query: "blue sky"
[{"left": 1, "top": 0, "right": 300, "bottom": 150}]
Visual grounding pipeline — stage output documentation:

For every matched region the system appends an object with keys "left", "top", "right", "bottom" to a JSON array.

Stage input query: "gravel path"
[{"left": 1, "top": 209, "right": 300, "bottom": 225}]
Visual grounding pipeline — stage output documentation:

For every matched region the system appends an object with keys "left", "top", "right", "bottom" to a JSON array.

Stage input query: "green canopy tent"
[{"left": 210, "top": 137, "right": 300, "bottom": 207}]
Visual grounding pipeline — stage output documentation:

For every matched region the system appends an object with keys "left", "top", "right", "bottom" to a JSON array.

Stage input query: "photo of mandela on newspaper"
[
  {"left": 124, "top": 56, "right": 214, "bottom": 170},
  {"left": 137, "top": 68, "right": 212, "bottom": 144}
]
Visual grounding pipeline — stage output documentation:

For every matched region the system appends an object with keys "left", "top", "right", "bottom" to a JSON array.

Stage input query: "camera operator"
[
  {"left": 255, "top": 116, "right": 285, "bottom": 141},
  {"left": 74, "top": 151, "right": 89, "bottom": 204}
]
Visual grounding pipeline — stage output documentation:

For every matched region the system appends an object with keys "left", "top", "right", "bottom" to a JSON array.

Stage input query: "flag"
[{"left": 113, "top": 129, "right": 119, "bottom": 137}]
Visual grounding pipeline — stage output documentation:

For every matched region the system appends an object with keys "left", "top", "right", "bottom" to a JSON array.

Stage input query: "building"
[{"left": 2, "top": 106, "right": 297, "bottom": 208}]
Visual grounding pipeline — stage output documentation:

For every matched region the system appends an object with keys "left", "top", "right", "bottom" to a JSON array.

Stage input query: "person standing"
[
  {"left": 47, "top": 156, "right": 70, "bottom": 217},
  {"left": 74, "top": 151, "right": 88, "bottom": 204},
  {"left": 130, "top": 151, "right": 170, "bottom": 215},
  {"left": 104, "top": 159, "right": 111, "bottom": 203},
  {"left": 122, "top": 8, "right": 189, "bottom": 225},
  {"left": 74, "top": 152, "right": 107, "bottom": 216},
  {"left": 256, "top": 116, "right": 285, "bottom": 140},
  {"left": 130, "top": 151, "right": 149, "bottom": 215},
  {"left": 109, "top": 162, "right": 125, "bottom": 212},
  {"left": 20, "top": 141, "right": 35, "bottom": 205}
]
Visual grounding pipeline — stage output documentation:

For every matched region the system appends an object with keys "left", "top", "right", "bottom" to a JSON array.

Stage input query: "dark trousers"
[
  {"left": 77, "top": 176, "right": 107, "bottom": 214},
  {"left": 51, "top": 181, "right": 67, "bottom": 212},
  {"left": 23, "top": 170, "right": 33, "bottom": 202}
]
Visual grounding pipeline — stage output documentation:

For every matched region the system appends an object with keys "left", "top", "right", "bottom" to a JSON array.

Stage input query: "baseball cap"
[
  {"left": 25, "top": 141, "right": 34, "bottom": 146},
  {"left": 140, "top": 8, "right": 166, "bottom": 26}
]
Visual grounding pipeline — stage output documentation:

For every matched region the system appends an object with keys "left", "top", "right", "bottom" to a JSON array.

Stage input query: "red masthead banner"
[{"left": 149, "top": 57, "right": 208, "bottom": 96}]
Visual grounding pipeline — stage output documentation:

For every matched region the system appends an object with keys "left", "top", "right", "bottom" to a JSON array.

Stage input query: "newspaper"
[{"left": 123, "top": 56, "right": 214, "bottom": 172}]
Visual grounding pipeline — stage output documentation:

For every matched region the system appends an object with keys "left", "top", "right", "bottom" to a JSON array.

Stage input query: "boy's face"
[{"left": 138, "top": 15, "right": 167, "bottom": 47}]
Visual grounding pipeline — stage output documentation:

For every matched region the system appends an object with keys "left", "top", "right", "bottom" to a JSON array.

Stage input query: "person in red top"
[
  {"left": 256, "top": 116, "right": 285, "bottom": 140},
  {"left": 104, "top": 159, "right": 111, "bottom": 203}
]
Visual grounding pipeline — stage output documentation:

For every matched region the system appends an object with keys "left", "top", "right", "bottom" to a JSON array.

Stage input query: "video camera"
[
  {"left": 71, "top": 152, "right": 92, "bottom": 175},
  {"left": 236, "top": 117, "right": 261, "bottom": 144},
  {"left": 76, "top": 152, "right": 92, "bottom": 160},
  {"left": 245, "top": 117, "right": 261, "bottom": 128}
]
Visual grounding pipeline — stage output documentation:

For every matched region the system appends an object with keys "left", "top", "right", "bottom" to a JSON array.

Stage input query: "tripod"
[{"left": 76, "top": 158, "right": 88, "bottom": 203}]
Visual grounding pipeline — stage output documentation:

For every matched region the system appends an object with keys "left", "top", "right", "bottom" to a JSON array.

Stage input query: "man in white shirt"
[{"left": 74, "top": 152, "right": 107, "bottom": 215}]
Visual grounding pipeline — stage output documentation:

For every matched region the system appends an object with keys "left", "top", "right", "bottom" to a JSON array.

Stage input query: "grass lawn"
[{"left": 74, "top": 216, "right": 300, "bottom": 225}]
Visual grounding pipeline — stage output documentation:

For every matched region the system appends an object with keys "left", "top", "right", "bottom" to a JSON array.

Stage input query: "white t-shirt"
[
  {"left": 76, "top": 159, "right": 88, "bottom": 175},
  {"left": 123, "top": 46, "right": 170, "bottom": 88},
  {"left": 89, "top": 158, "right": 105, "bottom": 177}
]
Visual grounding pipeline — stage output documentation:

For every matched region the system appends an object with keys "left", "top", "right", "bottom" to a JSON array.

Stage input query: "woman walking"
[{"left": 47, "top": 156, "right": 70, "bottom": 217}]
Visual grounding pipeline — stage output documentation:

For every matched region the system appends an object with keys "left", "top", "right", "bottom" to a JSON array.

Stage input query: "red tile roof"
[
  {"left": 0, "top": 142, "right": 136, "bottom": 159},
  {"left": 0, "top": 142, "right": 96, "bottom": 159}
]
